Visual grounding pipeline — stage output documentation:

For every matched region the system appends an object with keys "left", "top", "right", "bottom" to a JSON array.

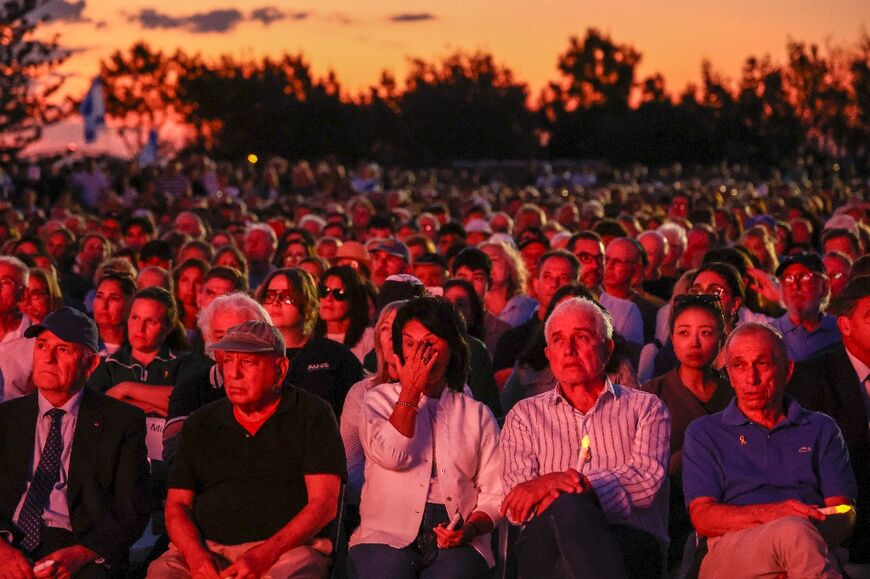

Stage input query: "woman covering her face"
[{"left": 348, "top": 297, "right": 502, "bottom": 579}]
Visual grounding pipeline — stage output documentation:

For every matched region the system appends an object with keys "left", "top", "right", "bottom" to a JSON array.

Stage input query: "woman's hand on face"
[{"left": 394, "top": 340, "right": 439, "bottom": 401}]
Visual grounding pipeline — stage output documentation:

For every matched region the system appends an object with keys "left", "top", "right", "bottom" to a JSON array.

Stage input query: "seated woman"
[
  {"left": 641, "top": 293, "right": 734, "bottom": 568},
  {"left": 172, "top": 257, "right": 208, "bottom": 340},
  {"left": 341, "top": 300, "right": 407, "bottom": 506},
  {"left": 316, "top": 265, "right": 375, "bottom": 363},
  {"left": 20, "top": 267, "right": 62, "bottom": 324},
  {"left": 86, "top": 286, "right": 189, "bottom": 416},
  {"left": 256, "top": 267, "right": 364, "bottom": 417},
  {"left": 92, "top": 271, "right": 137, "bottom": 356},
  {"left": 348, "top": 297, "right": 502, "bottom": 579}
]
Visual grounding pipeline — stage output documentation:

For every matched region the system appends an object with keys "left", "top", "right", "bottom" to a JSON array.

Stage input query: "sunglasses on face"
[
  {"left": 688, "top": 284, "right": 727, "bottom": 298},
  {"left": 262, "top": 289, "right": 294, "bottom": 305},
  {"left": 319, "top": 287, "right": 348, "bottom": 301}
]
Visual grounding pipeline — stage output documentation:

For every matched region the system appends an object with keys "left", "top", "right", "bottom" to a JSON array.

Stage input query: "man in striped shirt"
[{"left": 500, "top": 297, "right": 670, "bottom": 579}]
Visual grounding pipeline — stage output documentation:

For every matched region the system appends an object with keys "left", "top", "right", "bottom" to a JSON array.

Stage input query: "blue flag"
[
  {"left": 138, "top": 130, "right": 159, "bottom": 166},
  {"left": 80, "top": 77, "right": 105, "bottom": 143}
]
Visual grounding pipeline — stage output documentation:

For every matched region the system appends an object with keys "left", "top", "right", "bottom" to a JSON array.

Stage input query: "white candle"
[{"left": 575, "top": 434, "right": 590, "bottom": 472}]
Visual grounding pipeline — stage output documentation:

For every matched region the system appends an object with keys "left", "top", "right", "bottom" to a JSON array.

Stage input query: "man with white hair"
[
  {"left": 500, "top": 298, "right": 670, "bottom": 578},
  {"left": 244, "top": 223, "right": 278, "bottom": 291},
  {"left": 163, "top": 293, "right": 272, "bottom": 463},
  {"left": 657, "top": 223, "right": 687, "bottom": 281},
  {"left": 0, "top": 256, "right": 34, "bottom": 401}
]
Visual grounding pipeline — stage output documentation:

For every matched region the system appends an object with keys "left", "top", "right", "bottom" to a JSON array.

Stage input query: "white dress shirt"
[
  {"left": 350, "top": 382, "right": 504, "bottom": 567},
  {"left": 13, "top": 389, "right": 84, "bottom": 532}
]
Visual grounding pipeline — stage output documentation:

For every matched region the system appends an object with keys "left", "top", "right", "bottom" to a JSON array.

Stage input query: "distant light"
[
  {"left": 67, "top": 142, "right": 77, "bottom": 152},
  {"left": 833, "top": 163, "right": 840, "bottom": 172},
  {"left": 247, "top": 154, "right": 258, "bottom": 164}
]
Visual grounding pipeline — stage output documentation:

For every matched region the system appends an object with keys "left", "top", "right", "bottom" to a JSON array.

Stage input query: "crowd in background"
[{"left": 0, "top": 153, "right": 868, "bottom": 577}]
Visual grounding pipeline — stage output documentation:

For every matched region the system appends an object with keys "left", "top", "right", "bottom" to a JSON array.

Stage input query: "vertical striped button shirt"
[{"left": 500, "top": 379, "right": 671, "bottom": 542}]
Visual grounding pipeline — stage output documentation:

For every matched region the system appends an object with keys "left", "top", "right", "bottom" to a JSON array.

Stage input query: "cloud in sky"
[
  {"left": 127, "top": 6, "right": 305, "bottom": 33},
  {"left": 37, "top": 0, "right": 90, "bottom": 23},
  {"left": 250, "top": 7, "right": 310, "bottom": 26},
  {"left": 389, "top": 13, "right": 436, "bottom": 23}
]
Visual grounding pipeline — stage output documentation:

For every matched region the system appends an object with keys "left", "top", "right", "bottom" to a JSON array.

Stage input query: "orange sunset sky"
[{"left": 30, "top": 0, "right": 869, "bottom": 153}]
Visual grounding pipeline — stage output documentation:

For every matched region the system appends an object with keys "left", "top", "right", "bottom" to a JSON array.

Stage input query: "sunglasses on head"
[
  {"left": 674, "top": 293, "right": 722, "bottom": 308},
  {"left": 319, "top": 287, "right": 348, "bottom": 301}
]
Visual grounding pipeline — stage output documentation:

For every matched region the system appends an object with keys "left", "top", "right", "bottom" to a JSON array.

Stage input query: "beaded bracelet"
[{"left": 396, "top": 400, "right": 419, "bottom": 411}]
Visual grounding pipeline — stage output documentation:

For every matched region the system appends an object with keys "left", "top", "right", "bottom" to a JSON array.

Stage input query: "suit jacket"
[
  {"left": 788, "top": 343, "right": 870, "bottom": 560},
  {"left": 0, "top": 389, "right": 151, "bottom": 572}
]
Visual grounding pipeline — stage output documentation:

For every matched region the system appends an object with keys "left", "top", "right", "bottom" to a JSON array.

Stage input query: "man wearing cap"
[
  {"left": 789, "top": 275, "right": 870, "bottom": 562},
  {"left": 370, "top": 239, "right": 410, "bottom": 288},
  {"left": 769, "top": 253, "right": 841, "bottom": 362},
  {"left": 0, "top": 307, "right": 151, "bottom": 578},
  {"left": 149, "top": 321, "right": 346, "bottom": 579}
]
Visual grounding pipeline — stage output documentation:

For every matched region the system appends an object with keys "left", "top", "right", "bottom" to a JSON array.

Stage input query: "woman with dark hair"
[
  {"left": 87, "top": 286, "right": 190, "bottom": 416},
  {"left": 211, "top": 245, "right": 249, "bottom": 281},
  {"left": 92, "top": 271, "right": 137, "bottom": 356},
  {"left": 443, "top": 278, "right": 485, "bottom": 343},
  {"left": 501, "top": 283, "right": 639, "bottom": 414},
  {"left": 349, "top": 297, "right": 501, "bottom": 579},
  {"left": 316, "top": 265, "right": 374, "bottom": 363},
  {"left": 172, "top": 257, "right": 208, "bottom": 337},
  {"left": 20, "top": 267, "right": 62, "bottom": 324},
  {"left": 256, "top": 268, "right": 363, "bottom": 416},
  {"left": 279, "top": 237, "right": 316, "bottom": 268},
  {"left": 641, "top": 294, "right": 734, "bottom": 568}
]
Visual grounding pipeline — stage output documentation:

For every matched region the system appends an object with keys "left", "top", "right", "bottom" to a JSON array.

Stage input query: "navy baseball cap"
[
  {"left": 775, "top": 252, "right": 825, "bottom": 278},
  {"left": 24, "top": 307, "right": 99, "bottom": 352}
]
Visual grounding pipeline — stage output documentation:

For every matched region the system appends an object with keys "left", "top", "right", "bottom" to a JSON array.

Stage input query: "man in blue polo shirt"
[{"left": 683, "top": 323, "right": 856, "bottom": 578}]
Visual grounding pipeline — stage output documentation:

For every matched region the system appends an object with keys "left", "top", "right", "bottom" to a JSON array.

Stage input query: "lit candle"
[{"left": 575, "top": 434, "right": 590, "bottom": 473}]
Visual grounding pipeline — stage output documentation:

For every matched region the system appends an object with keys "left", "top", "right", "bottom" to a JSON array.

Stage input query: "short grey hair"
[
  {"left": 658, "top": 223, "right": 687, "bottom": 250},
  {"left": 545, "top": 297, "right": 613, "bottom": 345},
  {"left": 244, "top": 222, "right": 277, "bottom": 249},
  {"left": 0, "top": 255, "right": 29, "bottom": 286},
  {"left": 198, "top": 292, "right": 272, "bottom": 350},
  {"left": 723, "top": 322, "right": 789, "bottom": 366}
]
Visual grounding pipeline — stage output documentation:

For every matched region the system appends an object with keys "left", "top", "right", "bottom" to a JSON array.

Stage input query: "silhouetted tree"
[
  {"left": 393, "top": 51, "right": 538, "bottom": 164},
  {"left": 0, "top": 0, "right": 68, "bottom": 161},
  {"left": 101, "top": 42, "right": 192, "bottom": 155}
]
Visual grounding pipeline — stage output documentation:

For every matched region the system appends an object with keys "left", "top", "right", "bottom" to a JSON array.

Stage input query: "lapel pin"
[{"left": 739, "top": 435, "right": 746, "bottom": 446}]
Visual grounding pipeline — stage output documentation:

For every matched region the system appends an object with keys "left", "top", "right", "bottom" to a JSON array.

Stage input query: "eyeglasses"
[
  {"left": 574, "top": 252, "right": 603, "bottom": 264},
  {"left": 781, "top": 272, "right": 823, "bottom": 287},
  {"left": 262, "top": 289, "right": 295, "bottom": 305},
  {"left": 688, "top": 284, "right": 728, "bottom": 299},
  {"left": 605, "top": 257, "right": 638, "bottom": 268},
  {"left": 319, "top": 287, "right": 348, "bottom": 301}
]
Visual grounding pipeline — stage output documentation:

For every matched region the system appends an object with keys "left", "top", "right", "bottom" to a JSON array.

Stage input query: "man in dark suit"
[
  {"left": 0, "top": 307, "right": 151, "bottom": 578},
  {"left": 788, "top": 275, "right": 870, "bottom": 563}
]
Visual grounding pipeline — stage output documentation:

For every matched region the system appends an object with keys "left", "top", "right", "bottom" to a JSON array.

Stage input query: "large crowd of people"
[{"left": 0, "top": 154, "right": 868, "bottom": 578}]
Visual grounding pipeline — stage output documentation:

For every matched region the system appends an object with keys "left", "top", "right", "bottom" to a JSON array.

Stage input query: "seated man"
[
  {"left": 148, "top": 321, "right": 346, "bottom": 579},
  {"left": 500, "top": 297, "right": 670, "bottom": 579},
  {"left": 683, "top": 322, "right": 857, "bottom": 578},
  {"left": 0, "top": 307, "right": 151, "bottom": 578}
]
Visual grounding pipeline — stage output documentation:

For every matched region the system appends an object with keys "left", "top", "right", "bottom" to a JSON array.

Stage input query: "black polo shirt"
[
  {"left": 168, "top": 386, "right": 347, "bottom": 545},
  {"left": 86, "top": 344, "right": 187, "bottom": 394},
  {"left": 286, "top": 335, "right": 363, "bottom": 417}
]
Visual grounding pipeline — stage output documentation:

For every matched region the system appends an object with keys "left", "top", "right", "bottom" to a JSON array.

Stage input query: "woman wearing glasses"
[
  {"left": 257, "top": 268, "right": 364, "bottom": 416},
  {"left": 316, "top": 265, "right": 375, "bottom": 363},
  {"left": 641, "top": 294, "right": 734, "bottom": 569}
]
